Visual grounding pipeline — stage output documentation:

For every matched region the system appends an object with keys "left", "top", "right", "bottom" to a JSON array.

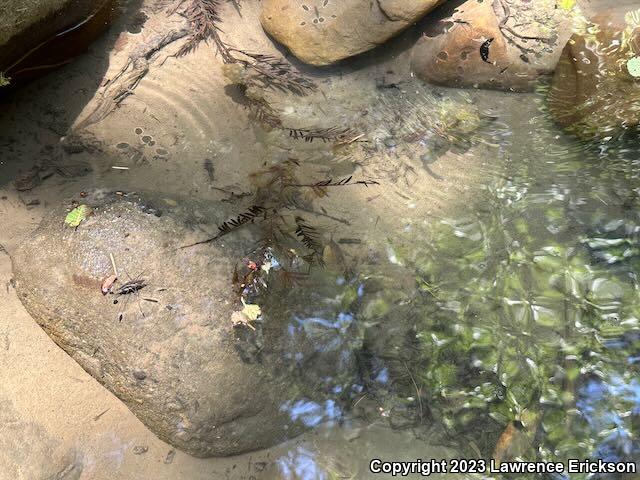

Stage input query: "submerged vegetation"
[
  {"left": 183, "top": 159, "right": 378, "bottom": 265},
  {"left": 375, "top": 139, "right": 640, "bottom": 470}
]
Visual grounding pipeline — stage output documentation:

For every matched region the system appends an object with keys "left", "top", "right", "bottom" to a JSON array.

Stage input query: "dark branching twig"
[
  {"left": 246, "top": 96, "right": 282, "bottom": 128},
  {"left": 289, "top": 127, "right": 360, "bottom": 143},
  {"left": 231, "top": 49, "right": 316, "bottom": 95},
  {"left": 76, "top": 28, "right": 190, "bottom": 129},
  {"left": 176, "top": 0, "right": 234, "bottom": 62},
  {"left": 218, "top": 205, "right": 267, "bottom": 236},
  {"left": 289, "top": 176, "right": 380, "bottom": 188},
  {"left": 180, "top": 205, "right": 266, "bottom": 248},
  {"left": 181, "top": 158, "right": 378, "bottom": 273},
  {"left": 295, "top": 216, "right": 324, "bottom": 265},
  {"left": 176, "top": 1, "right": 316, "bottom": 95}
]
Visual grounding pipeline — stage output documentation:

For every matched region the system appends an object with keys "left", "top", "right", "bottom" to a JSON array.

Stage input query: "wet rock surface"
[
  {"left": 411, "top": 0, "right": 573, "bottom": 91},
  {"left": 11, "top": 193, "right": 359, "bottom": 457},
  {"left": 260, "top": 0, "right": 444, "bottom": 65},
  {"left": 548, "top": 6, "right": 640, "bottom": 139}
]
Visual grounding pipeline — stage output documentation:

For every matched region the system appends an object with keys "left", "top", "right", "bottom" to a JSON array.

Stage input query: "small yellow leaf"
[
  {"left": 241, "top": 299, "right": 262, "bottom": 321},
  {"left": 559, "top": 0, "right": 576, "bottom": 10}
]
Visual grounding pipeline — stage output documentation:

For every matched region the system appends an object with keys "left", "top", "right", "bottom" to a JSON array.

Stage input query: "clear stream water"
[
  {"left": 1, "top": 2, "right": 639, "bottom": 479},
  {"left": 257, "top": 92, "right": 640, "bottom": 478}
]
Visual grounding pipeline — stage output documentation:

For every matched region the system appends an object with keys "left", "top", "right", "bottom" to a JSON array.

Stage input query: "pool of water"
[{"left": 1, "top": 1, "right": 639, "bottom": 479}]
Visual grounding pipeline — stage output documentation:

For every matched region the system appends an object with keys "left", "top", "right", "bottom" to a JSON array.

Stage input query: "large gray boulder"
[
  {"left": 12, "top": 194, "right": 359, "bottom": 457},
  {"left": 260, "top": 0, "right": 445, "bottom": 66}
]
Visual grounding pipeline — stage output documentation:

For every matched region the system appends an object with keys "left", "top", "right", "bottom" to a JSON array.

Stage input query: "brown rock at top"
[
  {"left": 0, "top": 0, "right": 118, "bottom": 86},
  {"left": 411, "top": 0, "right": 574, "bottom": 92},
  {"left": 548, "top": 7, "right": 640, "bottom": 139},
  {"left": 260, "top": 0, "right": 445, "bottom": 66}
]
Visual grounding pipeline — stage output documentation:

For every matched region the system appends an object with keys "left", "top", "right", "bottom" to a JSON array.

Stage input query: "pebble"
[
  {"left": 383, "top": 137, "right": 397, "bottom": 148},
  {"left": 133, "top": 445, "right": 148, "bottom": 455}
]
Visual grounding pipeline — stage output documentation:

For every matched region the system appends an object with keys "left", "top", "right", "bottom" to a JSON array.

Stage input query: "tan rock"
[
  {"left": 12, "top": 195, "right": 360, "bottom": 457},
  {"left": 548, "top": 7, "right": 640, "bottom": 139},
  {"left": 260, "top": 0, "right": 444, "bottom": 66},
  {"left": 411, "top": 0, "right": 574, "bottom": 92}
]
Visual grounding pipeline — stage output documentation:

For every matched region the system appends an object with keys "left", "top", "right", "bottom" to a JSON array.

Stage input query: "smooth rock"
[
  {"left": 0, "top": 0, "right": 118, "bottom": 85},
  {"left": 548, "top": 7, "right": 640, "bottom": 139},
  {"left": 260, "top": 0, "right": 444, "bottom": 66},
  {"left": 411, "top": 0, "right": 574, "bottom": 91},
  {"left": 12, "top": 194, "right": 359, "bottom": 457}
]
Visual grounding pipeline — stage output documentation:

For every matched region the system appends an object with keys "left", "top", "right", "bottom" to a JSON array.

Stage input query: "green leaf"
[
  {"left": 626, "top": 56, "right": 640, "bottom": 77},
  {"left": 64, "top": 205, "right": 92, "bottom": 228}
]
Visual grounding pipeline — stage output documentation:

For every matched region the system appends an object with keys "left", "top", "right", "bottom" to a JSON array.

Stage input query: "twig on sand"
[
  {"left": 75, "top": 28, "right": 190, "bottom": 130},
  {"left": 93, "top": 408, "right": 110, "bottom": 421},
  {"left": 109, "top": 252, "right": 118, "bottom": 277}
]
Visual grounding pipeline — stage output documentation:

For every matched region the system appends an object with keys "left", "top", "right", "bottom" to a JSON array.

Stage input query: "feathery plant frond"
[
  {"left": 180, "top": 205, "right": 267, "bottom": 247},
  {"left": 289, "top": 127, "right": 360, "bottom": 143},
  {"left": 230, "top": 49, "right": 316, "bottom": 95},
  {"left": 295, "top": 216, "right": 324, "bottom": 265},
  {"left": 176, "top": 0, "right": 234, "bottom": 62}
]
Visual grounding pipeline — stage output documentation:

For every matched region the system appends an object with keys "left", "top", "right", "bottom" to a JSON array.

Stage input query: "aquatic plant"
[
  {"left": 183, "top": 159, "right": 378, "bottom": 271},
  {"left": 229, "top": 49, "right": 317, "bottom": 96},
  {"left": 288, "top": 127, "right": 362, "bottom": 144},
  {"left": 176, "top": 0, "right": 316, "bottom": 95},
  {"left": 175, "top": 0, "right": 233, "bottom": 60},
  {"left": 377, "top": 153, "right": 640, "bottom": 467}
]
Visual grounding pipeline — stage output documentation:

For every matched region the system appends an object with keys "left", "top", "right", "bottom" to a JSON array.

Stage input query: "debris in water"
[
  {"left": 180, "top": 205, "right": 267, "bottom": 247},
  {"left": 240, "top": 299, "right": 262, "bottom": 321},
  {"left": 480, "top": 38, "right": 494, "bottom": 64},
  {"left": 14, "top": 166, "right": 42, "bottom": 191},
  {"left": 203, "top": 158, "right": 215, "bottom": 182},
  {"left": 164, "top": 449, "right": 176, "bottom": 464},
  {"left": 289, "top": 126, "right": 360, "bottom": 144},
  {"left": 132, "top": 445, "right": 148, "bottom": 455},
  {"left": 101, "top": 274, "right": 118, "bottom": 295}
]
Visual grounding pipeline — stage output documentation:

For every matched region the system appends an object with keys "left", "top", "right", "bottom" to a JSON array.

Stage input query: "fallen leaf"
[
  {"left": 241, "top": 299, "right": 262, "bottom": 321},
  {"left": 101, "top": 275, "right": 118, "bottom": 295},
  {"left": 65, "top": 205, "right": 92, "bottom": 227}
]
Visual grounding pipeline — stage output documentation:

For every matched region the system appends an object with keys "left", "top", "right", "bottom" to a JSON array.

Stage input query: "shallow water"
[{"left": 1, "top": 1, "right": 639, "bottom": 479}]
